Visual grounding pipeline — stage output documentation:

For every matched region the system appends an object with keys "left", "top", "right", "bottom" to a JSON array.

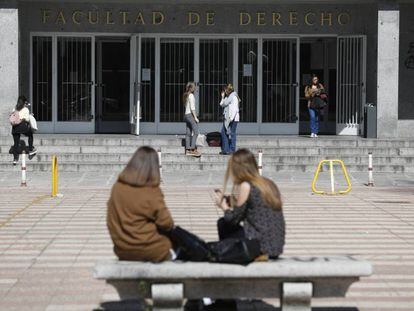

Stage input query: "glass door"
[
  {"left": 95, "top": 37, "right": 130, "bottom": 133},
  {"left": 261, "top": 38, "right": 299, "bottom": 134},
  {"left": 159, "top": 38, "right": 194, "bottom": 127},
  {"left": 55, "top": 36, "right": 95, "bottom": 133},
  {"left": 337, "top": 36, "right": 366, "bottom": 135},
  {"left": 198, "top": 39, "right": 233, "bottom": 122}
]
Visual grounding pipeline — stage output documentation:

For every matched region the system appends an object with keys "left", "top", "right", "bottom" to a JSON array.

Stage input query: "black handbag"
[
  {"left": 206, "top": 131, "right": 221, "bottom": 147},
  {"left": 312, "top": 96, "right": 327, "bottom": 110},
  {"left": 208, "top": 238, "right": 262, "bottom": 265},
  {"left": 169, "top": 226, "right": 213, "bottom": 262}
]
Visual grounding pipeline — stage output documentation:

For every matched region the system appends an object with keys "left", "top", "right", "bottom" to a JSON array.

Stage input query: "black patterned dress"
[{"left": 223, "top": 183, "right": 286, "bottom": 258}]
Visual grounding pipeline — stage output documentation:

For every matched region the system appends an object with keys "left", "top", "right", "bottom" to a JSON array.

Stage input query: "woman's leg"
[
  {"left": 220, "top": 125, "right": 230, "bottom": 154},
  {"left": 217, "top": 217, "right": 245, "bottom": 241},
  {"left": 190, "top": 118, "right": 199, "bottom": 150},
  {"left": 314, "top": 109, "right": 320, "bottom": 135},
  {"left": 185, "top": 115, "right": 192, "bottom": 151},
  {"left": 229, "top": 121, "right": 238, "bottom": 153},
  {"left": 308, "top": 108, "right": 316, "bottom": 134},
  {"left": 26, "top": 132, "right": 34, "bottom": 149},
  {"left": 12, "top": 133, "right": 20, "bottom": 161}
]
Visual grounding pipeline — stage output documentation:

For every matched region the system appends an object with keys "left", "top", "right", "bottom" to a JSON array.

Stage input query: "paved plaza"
[{"left": 0, "top": 170, "right": 413, "bottom": 310}]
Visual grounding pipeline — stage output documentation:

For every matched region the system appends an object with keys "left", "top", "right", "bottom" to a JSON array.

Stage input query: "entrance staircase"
[{"left": 0, "top": 135, "right": 413, "bottom": 173}]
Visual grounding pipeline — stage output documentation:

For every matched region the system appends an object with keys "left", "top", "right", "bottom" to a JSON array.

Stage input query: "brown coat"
[{"left": 107, "top": 181, "right": 174, "bottom": 262}]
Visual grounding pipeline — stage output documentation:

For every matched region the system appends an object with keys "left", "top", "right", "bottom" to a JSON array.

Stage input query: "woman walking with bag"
[
  {"left": 304, "top": 75, "right": 327, "bottom": 138},
  {"left": 9, "top": 96, "right": 37, "bottom": 165},
  {"left": 219, "top": 84, "right": 240, "bottom": 155},
  {"left": 183, "top": 82, "right": 201, "bottom": 157},
  {"left": 212, "top": 148, "right": 286, "bottom": 259}
]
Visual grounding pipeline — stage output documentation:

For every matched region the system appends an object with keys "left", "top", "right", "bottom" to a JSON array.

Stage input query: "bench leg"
[
  {"left": 152, "top": 283, "right": 184, "bottom": 311},
  {"left": 282, "top": 282, "right": 313, "bottom": 311}
]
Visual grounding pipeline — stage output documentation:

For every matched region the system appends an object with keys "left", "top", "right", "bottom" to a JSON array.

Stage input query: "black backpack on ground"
[{"left": 206, "top": 132, "right": 221, "bottom": 147}]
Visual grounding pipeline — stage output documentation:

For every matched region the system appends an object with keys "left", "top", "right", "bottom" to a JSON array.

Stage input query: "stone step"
[
  {"left": 0, "top": 145, "right": 406, "bottom": 156},
  {"left": 0, "top": 161, "right": 408, "bottom": 173},
  {"left": 2, "top": 153, "right": 413, "bottom": 165},
  {"left": 1, "top": 136, "right": 414, "bottom": 148}
]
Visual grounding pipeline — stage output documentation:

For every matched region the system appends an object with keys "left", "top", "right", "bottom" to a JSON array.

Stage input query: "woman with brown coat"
[{"left": 107, "top": 146, "right": 174, "bottom": 262}]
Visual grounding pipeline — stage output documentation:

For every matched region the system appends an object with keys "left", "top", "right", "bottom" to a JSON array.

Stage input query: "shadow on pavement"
[{"left": 96, "top": 299, "right": 359, "bottom": 311}]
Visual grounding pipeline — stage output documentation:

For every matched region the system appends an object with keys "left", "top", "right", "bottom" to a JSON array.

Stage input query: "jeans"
[
  {"left": 221, "top": 121, "right": 238, "bottom": 154},
  {"left": 12, "top": 132, "right": 33, "bottom": 161},
  {"left": 184, "top": 114, "right": 199, "bottom": 150},
  {"left": 308, "top": 108, "right": 319, "bottom": 135}
]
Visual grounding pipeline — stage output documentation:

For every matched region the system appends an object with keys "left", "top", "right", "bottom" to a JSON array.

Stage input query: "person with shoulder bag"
[
  {"left": 9, "top": 96, "right": 37, "bottom": 165},
  {"left": 212, "top": 148, "right": 286, "bottom": 260},
  {"left": 304, "top": 75, "right": 328, "bottom": 138}
]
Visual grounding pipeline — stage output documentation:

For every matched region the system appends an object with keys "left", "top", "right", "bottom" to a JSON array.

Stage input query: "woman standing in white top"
[
  {"left": 182, "top": 82, "right": 201, "bottom": 157},
  {"left": 219, "top": 84, "right": 240, "bottom": 155}
]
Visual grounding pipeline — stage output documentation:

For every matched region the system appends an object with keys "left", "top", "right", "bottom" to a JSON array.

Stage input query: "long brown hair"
[
  {"left": 118, "top": 146, "right": 160, "bottom": 187},
  {"left": 182, "top": 82, "right": 196, "bottom": 106},
  {"left": 222, "top": 149, "right": 282, "bottom": 210}
]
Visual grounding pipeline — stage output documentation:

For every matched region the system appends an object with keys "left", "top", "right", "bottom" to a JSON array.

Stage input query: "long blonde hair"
[
  {"left": 182, "top": 82, "right": 196, "bottom": 106},
  {"left": 222, "top": 149, "right": 282, "bottom": 210}
]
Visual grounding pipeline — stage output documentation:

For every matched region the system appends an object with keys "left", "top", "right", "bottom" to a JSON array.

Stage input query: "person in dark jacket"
[
  {"left": 10, "top": 96, "right": 37, "bottom": 165},
  {"left": 213, "top": 148, "right": 285, "bottom": 259}
]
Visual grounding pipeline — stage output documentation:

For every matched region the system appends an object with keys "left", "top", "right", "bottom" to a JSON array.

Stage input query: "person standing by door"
[
  {"left": 219, "top": 84, "right": 240, "bottom": 155},
  {"left": 9, "top": 96, "right": 37, "bottom": 165},
  {"left": 304, "top": 75, "right": 325, "bottom": 138},
  {"left": 183, "top": 82, "right": 201, "bottom": 157}
]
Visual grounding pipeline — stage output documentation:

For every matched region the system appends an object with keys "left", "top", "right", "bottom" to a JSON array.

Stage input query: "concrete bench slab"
[{"left": 94, "top": 256, "right": 372, "bottom": 311}]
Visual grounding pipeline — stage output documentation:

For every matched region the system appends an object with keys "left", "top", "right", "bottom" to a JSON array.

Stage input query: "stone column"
[
  {"left": 0, "top": 8, "right": 19, "bottom": 137},
  {"left": 377, "top": 7, "right": 399, "bottom": 138}
]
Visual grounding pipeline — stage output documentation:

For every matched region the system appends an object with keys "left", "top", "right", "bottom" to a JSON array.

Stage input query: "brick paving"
[{"left": 0, "top": 172, "right": 413, "bottom": 310}]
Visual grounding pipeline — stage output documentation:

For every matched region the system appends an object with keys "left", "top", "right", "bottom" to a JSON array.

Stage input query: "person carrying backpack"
[{"left": 9, "top": 96, "right": 37, "bottom": 165}]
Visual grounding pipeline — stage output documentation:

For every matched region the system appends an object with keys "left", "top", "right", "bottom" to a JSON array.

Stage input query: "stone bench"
[{"left": 94, "top": 255, "right": 372, "bottom": 311}]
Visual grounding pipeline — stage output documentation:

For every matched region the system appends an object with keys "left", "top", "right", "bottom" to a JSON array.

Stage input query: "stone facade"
[
  {"left": 0, "top": 1, "right": 412, "bottom": 137},
  {"left": 0, "top": 9, "right": 19, "bottom": 136}
]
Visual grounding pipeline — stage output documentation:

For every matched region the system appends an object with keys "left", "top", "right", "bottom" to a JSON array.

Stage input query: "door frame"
[
  {"left": 31, "top": 32, "right": 97, "bottom": 133},
  {"left": 30, "top": 32, "right": 130, "bottom": 134},
  {"left": 137, "top": 33, "right": 304, "bottom": 135},
  {"left": 95, "top": 36, "right": 131, "bottom": 133},
  {"left": 30, "top": 32, "right": 367, "bottom": 135},
  {"left": 336, "top": 35, "right": 367, "bottom": 135}
]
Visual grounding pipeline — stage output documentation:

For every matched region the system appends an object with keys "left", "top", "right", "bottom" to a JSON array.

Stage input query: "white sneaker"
[
  {"left": 314, "top": 134, "right": 318, "bottom": 138},
  {"left": 310, "top": 133, "right": 315, "bottom": 138}
]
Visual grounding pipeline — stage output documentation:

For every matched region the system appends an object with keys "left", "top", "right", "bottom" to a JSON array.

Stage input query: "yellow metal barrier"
[
  {"left": 51, "top": 155, "right": 58, "bottom": 197},
  {"left": 312, "top": 159, "right": 352, "bottom": 195}
]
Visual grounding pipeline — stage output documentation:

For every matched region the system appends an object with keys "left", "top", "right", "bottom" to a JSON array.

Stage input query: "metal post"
[
  {"left": 367, "top": 152, "right": 374, "bottom": 186},
  {"left": 258, "top": 150, "right": 263, "bottom": 176},
  {"left": 21, "top": 151, "right": 27, "bottom": 187},
  {"left": 52, "top": 155, "right": 58, "bottom": 197},
  {"left": 329, "top": 160, "right": 335, "bottom": 194},
  {"left": 158, "top": 149, "right": 163, "bottom": 180}
]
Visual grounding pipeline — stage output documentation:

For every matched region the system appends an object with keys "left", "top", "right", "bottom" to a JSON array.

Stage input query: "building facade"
[{"left": 0, "top": 0, "right": 412, "bottom": 137}]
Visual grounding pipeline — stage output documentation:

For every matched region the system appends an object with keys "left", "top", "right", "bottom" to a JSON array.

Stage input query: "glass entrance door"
[
  {"left": 337, "top": 36, "right": 366, "bottom": 135},
  {"left": 261, "top": 38, "right": 299, "bottom": 134},
  {"left": 95, "top": 37, "right": 130, "bottom": 133},
  {"left": 199, "top": 39, "right": 233, "bottom": 122},
  {"left": 160, "top": 38, "right": 194, "bottom": 124},
  {"left": 56, "top": 36, "right": 94, "bottom": 133}
]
